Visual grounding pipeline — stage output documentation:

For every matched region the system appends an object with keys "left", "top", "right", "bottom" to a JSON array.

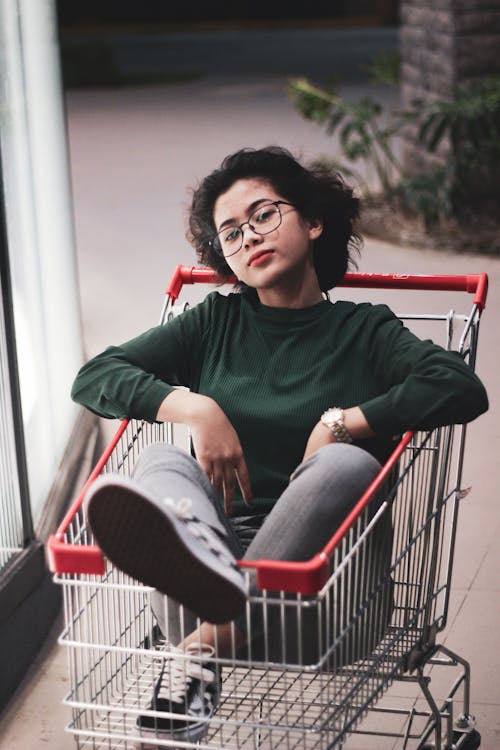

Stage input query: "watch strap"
[{"left": 320, "top": 408, "right": 353, "bottom": 444}]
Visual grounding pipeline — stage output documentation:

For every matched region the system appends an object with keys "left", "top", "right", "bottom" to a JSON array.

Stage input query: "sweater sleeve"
[
  {"left": 358, "top": 305, "right": 488, "bottom": 436},
  {"left": 70, "top": 293, "right": 217, "bottom": 422}
]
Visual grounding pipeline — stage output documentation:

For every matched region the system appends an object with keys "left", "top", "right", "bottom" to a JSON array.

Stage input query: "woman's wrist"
[
  {"left": 155, "top": 390, "right": 215, "bottom": 425},
  {"left": 320, "top": 408, "right": 353, "bottom": 443},
  {"left": 342, "top": 406, "right": 375, "bottom": 439},
  {"left": 320, "top": 406, "right": 375, "bottom": 442}
]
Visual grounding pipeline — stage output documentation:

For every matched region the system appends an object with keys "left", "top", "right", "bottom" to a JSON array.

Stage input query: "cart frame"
[{"left": 48, "top": 266, "right": 488, "bottom": 750}]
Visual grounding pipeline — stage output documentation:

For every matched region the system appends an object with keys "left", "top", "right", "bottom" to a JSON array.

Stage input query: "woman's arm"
[
  {"left": 358, "top": 306, "right": 488, "bottom": 436},
  {"left": 303, "top": 304, "right": 488, "bottom": 462},
  {"left": 71, "top": 295, "right": 216, "bottom": 421},
  {"left": 71, "top": 294, "right": 251, "bottom": 513}
]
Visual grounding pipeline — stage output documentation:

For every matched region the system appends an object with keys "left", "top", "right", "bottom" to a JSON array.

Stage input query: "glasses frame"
[{"left": 211, "top": 200, "right": 294, "bottom": 258}]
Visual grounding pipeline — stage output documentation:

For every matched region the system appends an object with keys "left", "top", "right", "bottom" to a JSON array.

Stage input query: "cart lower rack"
[{"left": 48, "top": 267, "right": 487, "bottom": 750}]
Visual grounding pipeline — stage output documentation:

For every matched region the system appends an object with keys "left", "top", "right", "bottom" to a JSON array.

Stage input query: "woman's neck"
[{"left": 256, "top": 280, "right": 324, "bottom": 309}]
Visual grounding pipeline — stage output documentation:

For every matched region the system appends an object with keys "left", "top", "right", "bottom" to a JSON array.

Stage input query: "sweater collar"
[{"left": 243, "top": 293, "right": 332, "bottom": 323}]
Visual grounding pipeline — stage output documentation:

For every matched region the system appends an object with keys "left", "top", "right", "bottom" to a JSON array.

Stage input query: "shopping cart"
[{"left": 48, "top": 265, "right": 488, "bottom": 750}]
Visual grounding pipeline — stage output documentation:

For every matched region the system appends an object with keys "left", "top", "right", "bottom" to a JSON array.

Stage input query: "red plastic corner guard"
[
  {"left": 472, "top": 273, "right": 488, "bottom": 311},
  {"left": 47, "top": 536, "right": 106, "bottom": 576},
  {"left": 165, "top": 265, "right": 227, "bottom": 301},
  {"left": 47, "top": 419, "right": 132, "bottom": 575},
  {"left": 238, "top": 554, "right": 331, "bottom": 596}
]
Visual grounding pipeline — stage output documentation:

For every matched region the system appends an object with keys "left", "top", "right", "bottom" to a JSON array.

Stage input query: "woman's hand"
[
  {"left": 190, "top": 398, "right": 252, "bottom": 515},
  {"left": 156, "top": 391, "right": 252, "bottom": 515}
]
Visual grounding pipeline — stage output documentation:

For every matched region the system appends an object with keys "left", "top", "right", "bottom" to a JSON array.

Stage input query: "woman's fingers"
[
  {"left": 210, "top": 464, "right": 224, "bottom": 501},
  {"left": 205, "top": 456, "right": 252, "bottom": 516},
  {"left": 189, "top": 401, "right": 252, "bottom": 514},
  {"left": 222, "top": 465, "right": 235, "bottom": 516},
  {"left": 235, "top": 457, "right": 252, "bottom": 507}
]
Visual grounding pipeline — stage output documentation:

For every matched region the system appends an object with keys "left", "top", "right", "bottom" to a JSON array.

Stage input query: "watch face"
[
  {"left": 328, "top": 408, "right": 343, "bottom": 421},
  {"left": 321, "top": 407, "right": 351, "bottom": 443},
  {"left": 322, "top": 408, "right": 344, "bottom": 428}
]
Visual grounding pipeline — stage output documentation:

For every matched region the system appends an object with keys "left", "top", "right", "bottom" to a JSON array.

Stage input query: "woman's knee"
[
  {"left": 135, "top": 441, "right": 187, "bottom": 465},
  {"left": 134, "top": 442, "right": 196, "bottom": 474},
  {"left": 132, "top": 442, "right": 209, "bottom": 490},
  {"left": 293, "top": 443, "right": 381, "bottom": 496}
]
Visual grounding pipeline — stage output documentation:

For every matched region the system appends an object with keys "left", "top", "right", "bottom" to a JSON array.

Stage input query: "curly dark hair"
[{"left": 187, "top": 146, "right": 361, "bottom": 292}]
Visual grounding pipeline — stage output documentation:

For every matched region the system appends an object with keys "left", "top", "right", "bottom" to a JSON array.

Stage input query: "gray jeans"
[{"left": 136, "top": 441, "right": 393, "bottom": 664}]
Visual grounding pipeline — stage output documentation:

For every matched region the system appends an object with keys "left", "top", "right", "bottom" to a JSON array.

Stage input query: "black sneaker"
[
  {"left": 86, "top": 474, "right": 247, "bottom": 623},
  {"left": 142, "top": 623, "right": 163, "bottom": 651},
  {"left": 137, "top": 643, "right": 221, "bottom": 744}
]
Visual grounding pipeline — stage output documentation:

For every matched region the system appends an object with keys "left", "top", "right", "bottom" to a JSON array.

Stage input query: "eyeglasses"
[{"left": 211, "top": 200, "right": 295, "bottom": 257}]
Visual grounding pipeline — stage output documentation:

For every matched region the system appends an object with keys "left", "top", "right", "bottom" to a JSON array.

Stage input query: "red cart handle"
[{"left": 166, "top": 266, "right": 488, "bottom": 311}]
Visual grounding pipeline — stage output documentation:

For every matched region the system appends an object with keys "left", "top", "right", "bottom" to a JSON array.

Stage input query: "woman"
[{"left": 72, "top": 146, "right": 488, "bottom": 743}]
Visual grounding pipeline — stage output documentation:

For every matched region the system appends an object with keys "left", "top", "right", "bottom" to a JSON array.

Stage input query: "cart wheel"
[
  {"left": 451, "top": 728, "right": 481, "bottom": 749},
  {"left": 420, "top": 728, "right": 481, "bottom": 750}
]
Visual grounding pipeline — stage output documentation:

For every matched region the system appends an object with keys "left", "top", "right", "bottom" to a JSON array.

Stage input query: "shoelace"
[
  {"left": 155, "top": 642, "right": 215, "bottom": 704},
  {"left": 162, "top": 497, "right": 239, "bottom": 570}
]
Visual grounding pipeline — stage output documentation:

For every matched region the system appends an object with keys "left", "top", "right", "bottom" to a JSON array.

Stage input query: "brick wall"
[{"left": 400, "top": 0, "right": 500, "bottom": 169}]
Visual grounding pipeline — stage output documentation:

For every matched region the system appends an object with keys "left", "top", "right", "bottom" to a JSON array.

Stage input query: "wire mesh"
[{"left": 53, "top": 297, "right": 482, "bottom": 750}]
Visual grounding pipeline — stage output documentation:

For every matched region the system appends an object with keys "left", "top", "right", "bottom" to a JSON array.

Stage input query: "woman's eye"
[
  {"left": 224, "top": 228, "right": 240, "bottom": 243},
  {"left": 255, "top": 208, "right": 275, "bottom": 224}
]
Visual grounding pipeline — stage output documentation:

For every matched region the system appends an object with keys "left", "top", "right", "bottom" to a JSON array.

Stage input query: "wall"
[{"left": 400, "top": 0, "right": 500, "bottom": 169}]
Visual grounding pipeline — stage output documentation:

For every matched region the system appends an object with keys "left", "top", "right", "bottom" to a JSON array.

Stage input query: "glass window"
[
  {"left": 0, "top": 0, "right": 83, "bottom": 530},
  {"left": 0, "top": 284, "right": 24, "bottom": 568}
]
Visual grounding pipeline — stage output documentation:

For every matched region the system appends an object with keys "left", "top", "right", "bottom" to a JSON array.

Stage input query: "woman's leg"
[
  {"left": 131, "top": 442, "right": 244, "bottom": 559},
  {"left": 86, "top": 442, "right": 246, "bottom": 625},
  {"left": 239, "top": 443, "right": 391, "bottom": 665},
  {"left": 132, "top": 443, "right": 244, "bottom": 645},
  {"left": 244, "top": 442, "right": 381, "bottom": 563},
  {"left": 175, "top": 442, "right": 382, "bottom": 652},
  {"left": 86, "top": 443, "right": 248, "bottom": 743}
]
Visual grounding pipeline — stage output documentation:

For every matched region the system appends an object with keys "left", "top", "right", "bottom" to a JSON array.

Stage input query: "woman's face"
[{"left": 212, "top": 178, "right": 322, "bottom": 304}]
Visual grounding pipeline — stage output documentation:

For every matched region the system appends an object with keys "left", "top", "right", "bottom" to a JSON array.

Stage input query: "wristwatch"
[{"left": 320, "top": 407, "right": 353, "bottom": 444}]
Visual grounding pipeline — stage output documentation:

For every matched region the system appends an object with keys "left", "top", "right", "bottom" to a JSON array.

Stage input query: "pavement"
[{"left": 0, "top": 26, "right": 498, "bottom": 750}]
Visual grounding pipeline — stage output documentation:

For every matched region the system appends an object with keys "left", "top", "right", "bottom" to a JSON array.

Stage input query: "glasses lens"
[
  {"left": 249, "top": 203, "right": 281, "bottom": 233},
  {"left": 215, "top": 226, "right": 242, "bottom": 257}
]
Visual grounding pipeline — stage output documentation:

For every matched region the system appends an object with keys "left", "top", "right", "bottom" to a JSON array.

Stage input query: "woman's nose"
[{"left": 242, "top": 223, "right": 262, "bottom": 246}]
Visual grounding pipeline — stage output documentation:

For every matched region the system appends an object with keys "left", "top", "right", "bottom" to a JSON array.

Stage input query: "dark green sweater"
[{"left": 72, "top": 291, "right": 488, "bottom": 514}]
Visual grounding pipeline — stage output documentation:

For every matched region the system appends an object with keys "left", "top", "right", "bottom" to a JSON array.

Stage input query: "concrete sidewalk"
[{"left": 1, "top": 30, "right": 498, "bottom": 747}]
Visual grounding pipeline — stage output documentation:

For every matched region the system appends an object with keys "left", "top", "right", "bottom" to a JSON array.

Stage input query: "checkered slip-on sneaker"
[{"left": 137, "top": 642, "right": 220, "bottom": 744}]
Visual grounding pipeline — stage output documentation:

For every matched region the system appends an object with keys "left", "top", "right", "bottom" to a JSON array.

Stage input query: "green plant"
[
  {"left": 289, "top": 53, "right": 500, "bottom": 226},
  {"left": 288, "top": 77, "right": 403, "bottom": 196},
  {"left": 397, "top": 168, "right": 455, "bottom": 227},
  {"left": 416, "top": 78, "right": 500, "bottom": 153},
  {"left": 412, "top": 77, "right": 500, "bottom": 206},
  {"left": 364, "top": 49, "right": 401, "bottom": 86}
]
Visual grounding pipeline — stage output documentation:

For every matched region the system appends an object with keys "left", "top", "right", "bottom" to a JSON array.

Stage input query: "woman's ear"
[{"left": 308, "top": 218, "right": 323, "bottom": 241}]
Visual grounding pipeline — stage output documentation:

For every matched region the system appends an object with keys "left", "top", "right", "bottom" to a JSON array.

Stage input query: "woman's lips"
[{"left": 248, "top": 250, "right": 274, "bottom": 266}]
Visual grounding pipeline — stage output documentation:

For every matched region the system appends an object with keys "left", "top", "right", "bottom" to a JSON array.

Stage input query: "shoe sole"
[
  {"left": 87, "top": 476, "right": 246, "bottom": 624},
  {"left": 136, "top": 718, "right": 208, "bottom": 746}
]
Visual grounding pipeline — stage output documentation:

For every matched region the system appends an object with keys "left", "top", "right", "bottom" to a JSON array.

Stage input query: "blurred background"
[{"left": 0, "top": 1, "right": 499, "bottom": 747}]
